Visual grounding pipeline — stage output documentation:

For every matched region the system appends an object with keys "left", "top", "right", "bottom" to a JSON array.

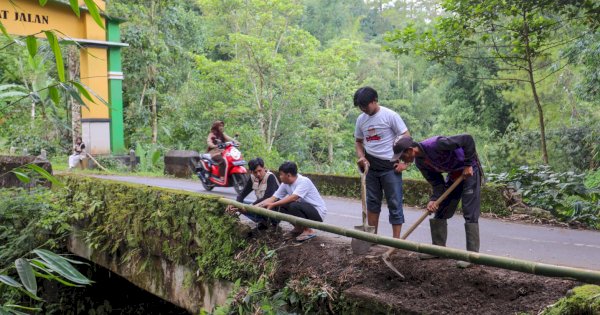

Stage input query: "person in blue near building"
[{"left": 392, "top": 134, "right": 482, "bottom": 263}]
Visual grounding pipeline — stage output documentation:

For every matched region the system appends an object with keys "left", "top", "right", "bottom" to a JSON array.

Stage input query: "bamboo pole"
[
  {"left": 85, "top": 153, "right": 109, "bottom": 172},
  {"left": 219, "top": 198, "right": 600, "bottom": 284}
]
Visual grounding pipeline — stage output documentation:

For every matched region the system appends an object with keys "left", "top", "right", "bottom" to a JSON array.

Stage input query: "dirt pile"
[{"left": 266, "top": 232, "right": 577, "bottom": 314}]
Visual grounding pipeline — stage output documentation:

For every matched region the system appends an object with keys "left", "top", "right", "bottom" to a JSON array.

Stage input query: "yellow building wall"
[
  {"left": 1, "top": 0, "right": 108, "bottom": 120},
  {"left": 80, "top": 7, "right": 108, "bottom": 119},
  {"left": 0, "top": 0, "right": 84, "bottom": 38},
  {"left": 2, "top": 0, "right": 114, "bottom": 154},
  {"left": 80, "top": 47, "right": 109, "bottom": 119}
]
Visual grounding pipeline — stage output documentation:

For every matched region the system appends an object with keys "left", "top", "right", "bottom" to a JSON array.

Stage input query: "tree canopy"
[{"left": 0, "top": 0, "right": 598, "bottom": 175}]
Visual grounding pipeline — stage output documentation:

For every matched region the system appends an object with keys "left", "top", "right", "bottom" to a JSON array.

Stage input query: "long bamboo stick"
[{"left": 219, "top": 198, "right": 600, "bottom": 284}]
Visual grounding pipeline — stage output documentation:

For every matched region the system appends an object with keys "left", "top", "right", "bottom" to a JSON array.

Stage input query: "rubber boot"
[
  {"left": 457, "top": 223, "right": 480, "bottom": 268},
  {"left": 419, "top": 219, "right": 447, "bottom": 260}
]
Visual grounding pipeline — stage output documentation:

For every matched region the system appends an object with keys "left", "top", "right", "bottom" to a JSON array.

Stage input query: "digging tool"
[
  {"left": 351, "top": 164, "right": 377, "bottom": 255},
  {"left": 382, "top": 175, "right": 465, "bottom": 279}
]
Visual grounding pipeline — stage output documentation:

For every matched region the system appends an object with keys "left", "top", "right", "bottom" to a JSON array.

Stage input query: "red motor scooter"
[{"left": 191, "top": 141, "right": 250, "bottom": 194}]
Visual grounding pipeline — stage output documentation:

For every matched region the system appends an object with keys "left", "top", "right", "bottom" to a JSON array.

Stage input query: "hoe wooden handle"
[{"left": 401, "top": 176, "right": 465, "bottom": 240}]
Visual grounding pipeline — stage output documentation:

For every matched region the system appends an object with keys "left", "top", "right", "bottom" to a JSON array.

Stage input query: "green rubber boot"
[
  {"left": 419, "top": 218, "right": 447, "bottom": 260},
  {"left": 457, "top": 222, "right": 480, "bottom": 268}
]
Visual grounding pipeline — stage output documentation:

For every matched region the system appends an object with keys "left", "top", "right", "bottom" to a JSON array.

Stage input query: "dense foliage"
[
  {"left": 2, "top": 0, "right": 597, "bottom": 171},
  {"left": 1, "top": 1, "right": 599, "bottom": 218}
]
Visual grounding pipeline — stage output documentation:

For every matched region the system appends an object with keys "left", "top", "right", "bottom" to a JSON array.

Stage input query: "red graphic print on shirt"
[{"left": 365, "top": 126, "right": 381, "bottom": 142}]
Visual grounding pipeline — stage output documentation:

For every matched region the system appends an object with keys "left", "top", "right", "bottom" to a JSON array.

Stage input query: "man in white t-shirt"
[
  {"left": 354, "top": 86, "right": 410, "bottom": 238},
  {"left": 258, "top": 161, "right": 327, "bottom": 242}
]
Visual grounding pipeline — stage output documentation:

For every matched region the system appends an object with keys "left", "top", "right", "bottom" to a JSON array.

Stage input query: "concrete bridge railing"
[{"left": 60, "top": 175, "right": 255, "bottom": 313}]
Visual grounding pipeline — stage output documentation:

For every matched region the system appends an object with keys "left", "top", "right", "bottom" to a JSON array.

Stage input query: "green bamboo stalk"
[{"left": 219, "top": 198, "right": 600, "bottom": 284}]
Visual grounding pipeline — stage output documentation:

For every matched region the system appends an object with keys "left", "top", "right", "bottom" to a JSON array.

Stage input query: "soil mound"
[{"left": 264, "top": 232, "right": 577, "bottom": 314}]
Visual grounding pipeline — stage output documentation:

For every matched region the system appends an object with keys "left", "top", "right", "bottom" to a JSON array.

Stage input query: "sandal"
[
  {"left": 224, "top": 205, "right": 240, "bottom": 216},
  {"left": 295, "top": 233, "right": 317, "bottom": 242},
  {"left": 284, "top": 230, "right": 303, "bottom": 240}
]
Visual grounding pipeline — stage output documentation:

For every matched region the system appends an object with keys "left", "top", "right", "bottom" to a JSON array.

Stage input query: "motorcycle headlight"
[{"left": 230, "top": 148, "right": 241, "bottom": 160}]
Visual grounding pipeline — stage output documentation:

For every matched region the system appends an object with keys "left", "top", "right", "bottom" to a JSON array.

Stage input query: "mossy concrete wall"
[
  {"left": 61, "top": 175, "right": 259, "bottom": 313},
  {"left": 68, "top": 229, "right": 232, "bottom": 313},
  {"left": 304, "top": 173, "right": 510, "bottom": 216}
]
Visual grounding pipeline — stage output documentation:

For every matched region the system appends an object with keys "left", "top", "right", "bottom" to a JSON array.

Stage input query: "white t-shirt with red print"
[{"left": 354, "top": 106, "right": 408, "bottom": 161}]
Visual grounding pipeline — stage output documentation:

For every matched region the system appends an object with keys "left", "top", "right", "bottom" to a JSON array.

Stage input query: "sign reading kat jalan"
[
  {"left": 0, "top": 0, "right": 86, "bottom": 38},
  {"left": 1, "top": 9, "right": 49, "bottom": 24}
]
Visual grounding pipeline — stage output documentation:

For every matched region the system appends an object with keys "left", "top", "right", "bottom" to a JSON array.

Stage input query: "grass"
[{"left": 49, "top": 155, "right": 176, "bottom": 179}]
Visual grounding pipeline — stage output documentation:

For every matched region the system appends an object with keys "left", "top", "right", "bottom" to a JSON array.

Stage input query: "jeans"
[
  {"left": 242, "top": 201, "right": 280, "bottom": 225},
  {"left": 365, "top": 169, "right": 405, "bottom": 225}
]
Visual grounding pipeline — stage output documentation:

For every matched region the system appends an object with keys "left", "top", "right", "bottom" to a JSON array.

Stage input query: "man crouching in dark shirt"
[
  {"left": 235, "top": 157, "right": 280, "bottom": 230},
  {"left": 393, "top": 134, "right": 483, "bottom": 265}
]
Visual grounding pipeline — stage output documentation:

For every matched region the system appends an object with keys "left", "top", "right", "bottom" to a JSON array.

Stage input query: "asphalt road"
[{"left": 94, "top": 175, "right": 600, "bottom": 271}]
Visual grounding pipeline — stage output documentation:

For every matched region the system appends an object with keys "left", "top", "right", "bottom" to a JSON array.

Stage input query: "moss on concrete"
[
  {"left": 305, "top": 173, "right": 510, "bottom": 216},
  {"left": 542, "top": 285, "right": 600, "bottom": 315},
  {"left": 61, "top": 175, "right": 262, "bottom": 282}
]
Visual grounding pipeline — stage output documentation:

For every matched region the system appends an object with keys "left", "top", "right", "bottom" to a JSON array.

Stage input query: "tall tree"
[
  {"left": 67, "top": 46, "right": 81, "bottom": 147},
  {"left": 387, "top": 0, "right": 600, "bottom": 164},
  {"left": 108, "top": 0, "right": 206, "bottom": 146},
  {"left": 300, "top": 0, "right": 366, "bottom": 44},
  {"left": 199, "top": 0, "right": 315, "bottom": 151},
  {"left": 309, "top": 39, "right": 359, "bottom": 164}
]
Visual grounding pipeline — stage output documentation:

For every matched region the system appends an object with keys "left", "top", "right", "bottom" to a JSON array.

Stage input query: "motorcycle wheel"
[
  {"left": 200, "top": 175, "right": 215, "bottom": 191},
  {"left": 191, "top": 158, "right": 215, "bottom": 191},
  {"left": 232, "top": 173, "right": 250, "bottom": 195}
]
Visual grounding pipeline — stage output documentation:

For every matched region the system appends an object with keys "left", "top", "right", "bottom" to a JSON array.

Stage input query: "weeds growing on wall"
[
  {"left": 213, "top": 274, "right": 338, "bottom": 315},
  {"left": 61, "top": 175, "right": 269, "bottom": 282}
]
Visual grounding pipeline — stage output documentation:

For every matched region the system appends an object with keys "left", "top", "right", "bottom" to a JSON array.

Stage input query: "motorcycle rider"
[{"left": 206, "top": 120, "right": 238, "bottom": 179}]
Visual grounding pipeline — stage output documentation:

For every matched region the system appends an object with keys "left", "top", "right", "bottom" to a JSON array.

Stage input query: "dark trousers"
[
  {"left": 243, "top": 201, "right": 280, "bottom": 225},
  {"left": 434, "top": 167, "right": 481, "bottom": 223},
  {"left": 280, "top": 201, "right": 323, "bottom": 222}
]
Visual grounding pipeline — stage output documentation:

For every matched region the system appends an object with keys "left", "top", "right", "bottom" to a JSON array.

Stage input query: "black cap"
[{"left": 392, "top": 135, "right": 414, "bottom": 161}]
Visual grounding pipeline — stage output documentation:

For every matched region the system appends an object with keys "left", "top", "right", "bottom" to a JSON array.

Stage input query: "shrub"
[
  {"left": 489, "top": 165, "right": 600, "bottom": 228},
  {"left": 585, "top": 169, "right": 600, "bottom": 189},
  {"left": 0, "top": 188, "right": 69, "bottom": 264}
]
